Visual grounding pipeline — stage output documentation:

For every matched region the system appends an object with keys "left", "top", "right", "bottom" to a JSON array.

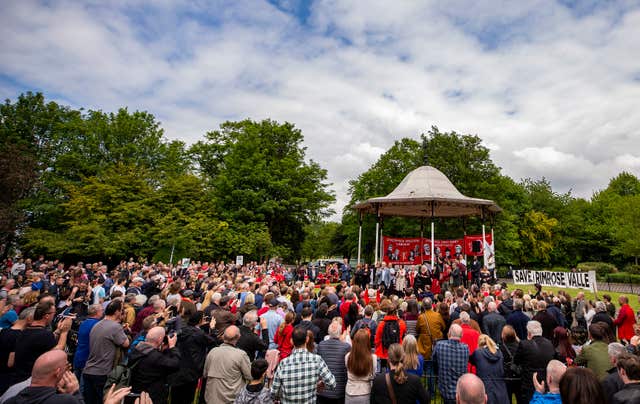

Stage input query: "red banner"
[{"left": 382, "top": 234, "right": 492, "bottom": 265}]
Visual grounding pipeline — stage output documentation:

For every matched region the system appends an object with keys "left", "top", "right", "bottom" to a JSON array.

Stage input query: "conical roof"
[{"left": 353, "top": 166, "right": 500, "bottom": 218}]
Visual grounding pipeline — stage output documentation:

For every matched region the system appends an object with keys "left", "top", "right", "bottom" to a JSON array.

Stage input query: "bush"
[
  {"left": 624, "top": 264, "right": 640, "bottom": 275},
  {"left": 577, "top": 262, "right": 617, "bottom": 276},
  {"left": 548, "top": 267, "right": 571, "bottom": 272},
  {"left": 602, "top": 272, "right": 640, "bottom": 284}
]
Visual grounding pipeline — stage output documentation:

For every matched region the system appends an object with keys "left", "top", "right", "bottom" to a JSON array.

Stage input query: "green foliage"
[
  {"left": 602, "top": 272, "right": 640, "bottom": 283},
  {"left": 4, "top": 92, "right": 640, "bottom": 267},
  {"left": 520, "top": 210, "right": 559, "bottom": 264},
  {"left": 623, "top": 264, "right": 640, "bottom": 275},
  {"left": 300, "top": 222, "right": 340, "bottom": 261},
  {"left": 577, "top": 262, "right": 617, "bottom": 275},
  {"left": 191, "top": 119, "right": 335, "bottom": 259}
]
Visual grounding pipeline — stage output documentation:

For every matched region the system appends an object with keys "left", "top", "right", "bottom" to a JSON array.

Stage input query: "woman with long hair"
[
  {"left": 274, "top": 311, "right": 294, "bottom": 360},
  {"left": 500, "top": 325, "right": 520, "bottom": 402},
  {"left": 559, "top": 367, "right": 606, "bottom": 404},
  {"left": 345, "top": 329, "right": 377, "bottom": 403},
  {"left": 470, "top": 335, "right": 509, "bottom": 404},
  {"left": 401, "top": 335, "right": 424, "bottom": 377},
  {"left": 552, "top": 326, "right": 576, "bottom": 365},
  {"left": 403, "top": 299, "right": 419, "bottom": 337},
  {"left": 370, "top": 343, "right": 429, "bottom": 403}
]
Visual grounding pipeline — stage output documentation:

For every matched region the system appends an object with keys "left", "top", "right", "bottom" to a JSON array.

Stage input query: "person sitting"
[
  {"left": 5, "top": 350, "right": 82, "bottom": 404},
  {"left": 235, "top": 358, "right": 273, "bottom": 404}
]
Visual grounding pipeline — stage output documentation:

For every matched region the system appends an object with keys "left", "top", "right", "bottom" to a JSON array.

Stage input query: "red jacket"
[
  {"left": 613, "top": 303, "right": 637, "bottom": 341},
  {"left": 461, "top": 324, "right": 480, "bottom": 374},
  {"left": 374, "top": 315, "right": 407, "bottom": 359},
  {"left": 275, "top": 323, "right": 294, "bottom": 359}
]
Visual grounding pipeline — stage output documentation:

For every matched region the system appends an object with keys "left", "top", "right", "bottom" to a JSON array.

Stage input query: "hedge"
[
  {"left": 602, "top": 272, "right": 640, "bottom": 283},
  {"left": 577, "top": 262, "right": 617, "bottom": 275}
]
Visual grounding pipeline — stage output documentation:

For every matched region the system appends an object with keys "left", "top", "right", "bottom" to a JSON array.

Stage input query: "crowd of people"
[{"left": 1, "top": 255, "right": 640, "bottom": 404}]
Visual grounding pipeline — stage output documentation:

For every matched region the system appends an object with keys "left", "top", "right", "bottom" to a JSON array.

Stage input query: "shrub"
[
  {"left": 602, "top": 272, "right": 640, "bottom": 284},
  {"left": 577, "top": 262, "right": 617, "bottom": 276},
  {"left": 623, "top": 264, "right": 640, "bottom": 275},
  {"left": 548, "top": 267, "right": 571, "bottom": 273}
]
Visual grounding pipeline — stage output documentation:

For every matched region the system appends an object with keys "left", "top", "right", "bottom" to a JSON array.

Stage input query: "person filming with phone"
[{"left": 129, "top": 326, "right": 181, "bottom": 404}]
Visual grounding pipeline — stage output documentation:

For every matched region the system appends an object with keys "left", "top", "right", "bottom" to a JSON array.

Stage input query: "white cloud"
[{"left": 1, "top": 0, "right": 640, "bottom": 220}]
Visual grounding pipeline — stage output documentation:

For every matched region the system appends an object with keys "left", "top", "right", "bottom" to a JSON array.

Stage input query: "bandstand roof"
[{"left": 353, "top": 166, "right": 501, "bottom": 218}]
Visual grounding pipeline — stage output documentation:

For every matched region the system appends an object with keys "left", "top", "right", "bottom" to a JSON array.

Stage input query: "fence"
[
  {"left": 412, "top": 362, "right": 520, "bottom": 403},
  {"left": 499, "top": 276, "right": 640, "bottom": 294}
]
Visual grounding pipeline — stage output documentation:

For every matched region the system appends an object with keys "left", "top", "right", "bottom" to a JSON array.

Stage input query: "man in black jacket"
[
  {"left": 296, "top": 307, "right": 321, "bottom": 344},
  {"left": 129, "top": 326, "right": 181, "bottom": 404},
  {"left": 514, "top": 320, "right": 558, "bottom": 404},
  {"left": 532, "top": 301, "right": 558, "bottom": 340},
  {"left": 237, "top": 310, "right": 269, "bottom": 361},
  {"left": 170, "top": 312, "right": 218, "bottom": 404},
  {"left": 603, "top": 342, "right": 626, "bottom": 402},
  {"left": 5, "top": 350, "right": 82, "bottom": 404},
  {"left": 613, "top": 353, "right": 640, "bottom": 404}
]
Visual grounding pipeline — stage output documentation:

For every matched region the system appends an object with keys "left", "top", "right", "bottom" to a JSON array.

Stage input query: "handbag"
[
  {"left": 503, "top": 345, "right": 521, "bottom": 377},
  {"left": 385, "top": 373, "right": 397, "bottom": 404}
]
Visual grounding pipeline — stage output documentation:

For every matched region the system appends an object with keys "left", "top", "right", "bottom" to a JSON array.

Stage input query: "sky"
[{"left": 2, "top": 0, "right": 640, "bottom": 221}]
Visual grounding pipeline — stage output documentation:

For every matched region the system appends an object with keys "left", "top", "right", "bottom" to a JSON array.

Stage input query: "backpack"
[
  {"left": 381, "top": 319, "right": 400, "bottom": 349},
  {"left": 103, "top": 357, "right": 142, "bottom": 395}
]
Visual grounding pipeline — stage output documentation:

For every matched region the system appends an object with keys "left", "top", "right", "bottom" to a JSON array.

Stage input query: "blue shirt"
[
  {"left": 0, "top": 309, "right": 18, "bottom": 329},
  {"left": 73, "top": 317, "right": 100, "bottom": 369},
  {"left": 261, "top": 309, "right": 283, "bottom": 349},
  {"left": 406, "top": 354, "right": 424, "bottom": 377},
  {"left": 529, "top": 391, "right": 562, "bottom": 404}
]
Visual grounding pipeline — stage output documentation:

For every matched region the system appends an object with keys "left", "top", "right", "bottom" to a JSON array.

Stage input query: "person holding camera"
[{"left": 129, "top": 326, "right": 181, "bottom": 404}]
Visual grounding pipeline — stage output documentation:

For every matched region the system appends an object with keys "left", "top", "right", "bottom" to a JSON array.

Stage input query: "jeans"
[
  {"left": 424, "top": 360, "right": 435, "bottom": 396},
  {"left": 74, "top": 367, "right": 84, "bottom": 395},
  {"left": 82, "top": 373, "right": 107, "bottom": 404}
]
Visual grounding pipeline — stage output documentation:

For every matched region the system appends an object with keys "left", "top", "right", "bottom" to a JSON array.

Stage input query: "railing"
[{"left": 416, "top": 362, "right": 520, "bottom": 403}]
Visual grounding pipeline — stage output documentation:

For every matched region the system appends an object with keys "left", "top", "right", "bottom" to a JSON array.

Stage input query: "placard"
[{"left": 512, "top": 270, "right": 597, "bottom": 292}]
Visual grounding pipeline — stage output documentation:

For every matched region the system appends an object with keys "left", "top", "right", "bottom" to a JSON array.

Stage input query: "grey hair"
[
  {"left": 459, "top": 311, "right": 471, "bottom": 324},
  {"left": 608, "top": 342, "right": 626, "bottom": 359},
  {"left": 87, "top": 303, "right": 103, "bottom": 316},
  {"left": 595, "top": 301, "right": 606, "bottom": 313},
  {"left": 514, "top": 299, "right": 523, "bottom": 310},
  {"left": 328, "top": 321, "right": 342, "bottom": 338},
  {"left": 243, "top": 310, "right": 258, "bottom": 327},
  {"left": 19, "top": 306, "right": 35, "bottom": 321},
  {"left": 527, "top": 320, "right": 543, "bottom": 337}
]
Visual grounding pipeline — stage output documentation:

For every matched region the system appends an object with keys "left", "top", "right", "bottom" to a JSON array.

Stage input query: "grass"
[{"left": 504, "top": 282, "right": 640, "bottom": 313}]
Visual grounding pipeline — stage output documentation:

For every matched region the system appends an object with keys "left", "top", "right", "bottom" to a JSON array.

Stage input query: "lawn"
[{"left": 504, "top": 282, "right": 640, "bottom": 314}]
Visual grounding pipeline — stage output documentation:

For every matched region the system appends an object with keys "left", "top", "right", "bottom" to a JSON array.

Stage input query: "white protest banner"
[
  {"left": 236, "top": 255, "right": 244, "bottom": 266},
  {"left": 512, "top": 270, "right": 597, "bottom": 292},
  {"left": 181, "top": 258, "right": 190, "bottom": 269}
]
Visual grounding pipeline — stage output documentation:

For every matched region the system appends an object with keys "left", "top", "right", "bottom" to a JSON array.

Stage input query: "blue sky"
[{"left": 2, "top": 0, "right": 640, "bottom": 219}]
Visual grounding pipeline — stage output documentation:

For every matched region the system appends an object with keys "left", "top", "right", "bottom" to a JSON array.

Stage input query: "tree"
[
  {"left": 610, "top": 195, "right": 640, "bottom": 264},
  {"left": 300, "top": 222, "right": 340, "bottom": 261},
  {"left": 344, "top": 126, "right": 513, "bottom": 263},
  {"left": 519, "top": 210, "right": 559, "bottom": 264},
  {"left": 191, "top": 119, "right": 335, "bottom": 258}
]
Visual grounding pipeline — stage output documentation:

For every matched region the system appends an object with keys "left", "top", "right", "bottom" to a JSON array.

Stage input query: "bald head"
[
  {"left": 31, "top": 349, "right": 67, "bottom": 384},
  {"left": 546, "top": 359, "right": 567, "bottom": 390},
  {"left": 487, "top": 302, "right": 497, "bottom": 312},
  {"left": 456, "top": 373, "right": 487, "bottom": 404},
  {"left": 223, "top": 325, "right": 241, "bottom": 345},
  {"left": 146, "top": 326, "right": 166, "bottom": 346},
  {"left": 449, "top": 324, "right": 463, "bottom": 339}
]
